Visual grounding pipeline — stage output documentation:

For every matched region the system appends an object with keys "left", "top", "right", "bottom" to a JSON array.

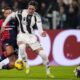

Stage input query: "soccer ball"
[{"left": 15, "top": 59, "right": 24, "bottom": 70}]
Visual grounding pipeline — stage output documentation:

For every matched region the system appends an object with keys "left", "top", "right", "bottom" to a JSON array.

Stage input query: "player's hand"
[{"left": 41, "top": 31, "right": 46, "bottom": 37}]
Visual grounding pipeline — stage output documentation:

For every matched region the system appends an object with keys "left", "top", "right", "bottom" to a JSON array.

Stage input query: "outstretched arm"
[
  {"left": 2, "top": 12, "right": 16, "bottom": 26},
  {"left": 1, "top": 12, "right": 16, "bottom": 32}
]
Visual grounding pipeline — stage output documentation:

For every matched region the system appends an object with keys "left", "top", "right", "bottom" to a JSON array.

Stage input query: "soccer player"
[
  {"left": 1, "top": 0, "right": 54, "bottom": 78},
  {"left": 0, "top": 7, "right": 18, "bottom": 69},
  {"left": 74, "top": 64, "right": 80, "bottom": 78}
]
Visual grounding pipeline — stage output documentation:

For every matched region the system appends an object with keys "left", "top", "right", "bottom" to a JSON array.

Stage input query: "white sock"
[
  {"left": 18, "top": 47, "right": 22, "bottom": 60},
  {"left": 1, "top": 58, "right": 9, "bottom": 65},
  {"left": 39, "top": 50, "right": 50, "bottom": 74},
  {"left": 0, "top": 58, "right": 9, "bottom": 69},
  {"left": 22, "top": 49, "right": 29, "bottom": 68},
  {"left": 18, "top": 44, "right": 29, "bottom": 68}
]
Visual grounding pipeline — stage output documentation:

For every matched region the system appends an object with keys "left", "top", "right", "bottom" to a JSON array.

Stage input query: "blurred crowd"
[{"left": 0, "top": 0, "right": 80, "bottom": 29}]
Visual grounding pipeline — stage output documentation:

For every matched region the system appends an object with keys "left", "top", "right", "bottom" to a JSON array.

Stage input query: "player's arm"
[
  {"left": 36, "top": 13, "right": 46, "bottom": 37},
  {"left": 2, "top": 12, "right": 16, "bottom": 26},
  {"left": 1, "top": 12, "right": 16, "bottom": 32}
]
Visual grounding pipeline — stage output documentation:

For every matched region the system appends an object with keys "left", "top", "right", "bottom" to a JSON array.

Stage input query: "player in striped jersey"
[{"left": 1, "top": 0, "right": 54, "bottom": 78}]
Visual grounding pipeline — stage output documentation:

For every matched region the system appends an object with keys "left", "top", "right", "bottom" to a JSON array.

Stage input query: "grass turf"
[{"left": 0, "top": 66, "right": 79, "bottom": 80}]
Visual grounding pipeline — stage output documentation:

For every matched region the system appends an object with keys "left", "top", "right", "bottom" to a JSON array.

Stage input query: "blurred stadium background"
[
  {"left": 0, "top": 0, "right": 80, "bottom": 29},
  {"left": 0, "top": 0, "right": 80, "bottom": 80}
]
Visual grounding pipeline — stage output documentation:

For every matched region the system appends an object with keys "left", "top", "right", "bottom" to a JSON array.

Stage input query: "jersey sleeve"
[
  {"left": 35, "top": 13, "right": 44, "bottom": 34},
  {"left": 2, "top": 12, "right": 16, "bottom": 27}
]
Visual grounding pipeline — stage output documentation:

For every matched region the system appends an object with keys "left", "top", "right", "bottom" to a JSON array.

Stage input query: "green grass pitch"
[{"left": 0, "top": 66, "right": 80, "bottom": 80}]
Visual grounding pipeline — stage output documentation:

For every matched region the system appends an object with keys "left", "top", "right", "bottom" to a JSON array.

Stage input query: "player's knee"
[
  {"left": 39, "top": 50, "right": 48, "bottom": 61},
  {"left": 38, "top": 50, "right": 49, "bottom": 65},
  {"left": 19, "top": 44, "right": 26, "bottom": 50}
]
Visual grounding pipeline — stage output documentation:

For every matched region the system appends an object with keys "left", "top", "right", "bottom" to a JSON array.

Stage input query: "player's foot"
[
  {"left": 23, "top": 62, "right": 30, "bottom": 74},
  {"left": 46, "top": 67, "right": 54, "bottom": 78},
  {"left": 47, "top": 73, "right": 54, "bottom": 78},
  {"left": 26, "top": 67, "right": 30, "bottom": 74}
]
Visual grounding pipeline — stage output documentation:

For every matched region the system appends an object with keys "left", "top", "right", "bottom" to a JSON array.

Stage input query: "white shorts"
[{"left": 17, "top": 32, "right": 41, "bottom": 50}]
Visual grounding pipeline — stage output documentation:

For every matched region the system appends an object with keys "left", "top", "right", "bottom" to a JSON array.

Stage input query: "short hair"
[
  {"left": 28, "top": 0, "right": 38, "bottom": 8},
  {"left": 4, "top": 7, "right": 11, "bottom": 10},
  {"left": 2, "top": 7, "right": 12, "bottom": 13}
]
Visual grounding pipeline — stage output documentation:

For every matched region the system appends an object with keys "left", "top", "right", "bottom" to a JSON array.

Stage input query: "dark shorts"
[{"left": 2, "top": 38, "right": 18, "bottom": 54}]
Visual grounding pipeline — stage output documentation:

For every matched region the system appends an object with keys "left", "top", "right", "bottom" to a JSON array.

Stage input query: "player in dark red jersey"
[{"left": 0, "top": 7, "right": 18, "bottom": 69}]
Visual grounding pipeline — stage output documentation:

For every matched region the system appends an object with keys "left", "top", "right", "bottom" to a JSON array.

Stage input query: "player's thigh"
[{"left": 29, "top": 41, "right": 42, "bottom": 51}]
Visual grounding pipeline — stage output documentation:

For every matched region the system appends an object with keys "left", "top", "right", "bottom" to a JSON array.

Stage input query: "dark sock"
[
  {"left": 2, "top": 64, "right": 12, "bottom": 70},
  {"left": 0, "top": 54, "right": 6, "bottom": 62}
]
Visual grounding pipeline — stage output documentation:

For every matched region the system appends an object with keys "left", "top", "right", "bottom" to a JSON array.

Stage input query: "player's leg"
[
  {"left": 30, "top": 42, "right": 54, "bottom": 78},
  {"left": 0, "top": 45, "right": 15, "bottom": 62},
  {"left": 0, "top": 39, "right": 18, "bottom": 69},
  {"left": 0, "top": 54, "right": 17, "bottom": 69},
  {"left": 36, "top": 48, "right": 54, "bottom": 78},
  {"left": 18, "top": 44, "right": 29, "bottom": 74},
  {"left": 0, "top": 58, "right": 9, "bottom": 69}
]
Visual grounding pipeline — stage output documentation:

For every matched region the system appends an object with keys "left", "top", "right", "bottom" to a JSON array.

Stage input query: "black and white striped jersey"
[{"left": 2, "top": 9, "right": 43, "bottom": 34}]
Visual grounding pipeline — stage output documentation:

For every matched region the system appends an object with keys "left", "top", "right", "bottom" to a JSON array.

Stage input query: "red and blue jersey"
[
  {"left": 0, "top": 19, "right": 18, "bottom": 41},
  {"left": 0, "top": 19, "right": 10, "bottom": 40},
  {"left": 0, "top": 19, "right": 18, "bottom": 51}
]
